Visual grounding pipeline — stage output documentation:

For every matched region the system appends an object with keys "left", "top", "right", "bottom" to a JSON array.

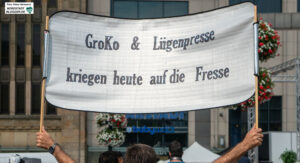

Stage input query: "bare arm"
[
  {"left": 36, "top": 126, "right": 75, "bottom": 163},
  {"left": 52, "top": 145, "right": 75, "bottom": 163},
  {"left": 213, "top": 125, "right": 263, "bottom": 163}
]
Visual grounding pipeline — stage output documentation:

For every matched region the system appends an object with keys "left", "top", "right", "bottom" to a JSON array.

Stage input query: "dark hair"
[
  {"left": 125, "top": 144, "right": 157, "bottom": 163},
  {"left": 99, "top": 151, "right": 121, "bottom": 163},
  {"left": 169, "top": 140, "right": 183, "bottom": 157}
]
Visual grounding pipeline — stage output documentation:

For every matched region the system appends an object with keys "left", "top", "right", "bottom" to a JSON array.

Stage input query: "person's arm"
[
  {"left": 213, "top": 125, "right": 263, "bottom": 163},
  {"left": 36, "top": 126, "right": 75, "bottom": 163}
]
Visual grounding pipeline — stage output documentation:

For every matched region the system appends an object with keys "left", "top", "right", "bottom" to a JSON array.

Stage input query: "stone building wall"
[{"left": 0, "top": 0, "right": 87, "bottom": 162}]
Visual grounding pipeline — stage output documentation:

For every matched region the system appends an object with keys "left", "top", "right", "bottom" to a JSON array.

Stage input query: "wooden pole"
[
  {"left": 254, "top": 6, "right": 257, "bottom": 22},
  {"left": 40, "top": 16, "right": 49, "bottom": 132},
  {"left": 254, "top": 6, "right": 259, "bottom": 128}
]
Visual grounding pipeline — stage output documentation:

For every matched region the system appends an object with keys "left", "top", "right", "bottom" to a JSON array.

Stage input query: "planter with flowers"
[
  {"left": 239, "top": 68, "right": 274, "bottom": 110},
  {"left": 96, "top": 113, "right": 127, "bottom": 147},
  {"left": 237, "top": 19, "right": 279, "bottom": 110},
  {"left": 258, "top": 18, "right": 280, "bottom": 61}
]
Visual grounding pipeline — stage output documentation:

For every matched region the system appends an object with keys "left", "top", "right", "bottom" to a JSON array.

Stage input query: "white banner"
[{"left": 45, "top": 2, "right": 255, "bottom": 113}]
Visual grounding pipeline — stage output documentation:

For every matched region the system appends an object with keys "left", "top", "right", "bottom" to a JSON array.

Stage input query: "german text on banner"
[{"left": 45, "top": 2, "right": 255, "bottom": 113}]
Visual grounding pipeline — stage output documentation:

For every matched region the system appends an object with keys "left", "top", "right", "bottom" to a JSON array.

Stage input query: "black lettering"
[
  {"left": 100, "top": 75, "right": 107, "bottom": 84},
  {"left": 98, "top": 41, "right": 104, "bottom": 49},
  {"left": 224, "top": 68, "right": 229, "bottom": 77},
  {"left": 88, "top": 74, "right": 94, "bottom": 86},
  {"left": 178, "top": 39, "right": 184, "bottom": 48},
  {"left": 195, "top": 66, "right": 203, "bottom": 81},
  {"left": 137, "top": 76, "right": 143, "bottom": 85},
  {"left": 200, "top": 34, "right": 205, "bottom": 42},
  {"left": 82, "top": 74, "right": 87, "bottom": 83},
  {"left": 85, "top": 34, "right": 93, "bottom": 48},
  {"left": 166, "top": 40, "right": 172, "bottom": 52},
  {"left": 195, "top": 35, "right": 200, "bottom": 44},
  {"left": 95, "top": 75, "right": 100, "bottom": 84},
  {"left": 213, "top": 70, "right": 218, "bottom": 79},
  {"left": 183, "top": 38, "right": 189, "bottom": 50},
  {"left": 190, "top": 36, "right": 195, "bottom": 45},
  {"left": 153, "top": 36, "right": 159, "bottom": 50},
  {"left": 113, "top": 42, "right": 119, "bottom": 50},
  {"left": 74, "top": 73, "right": 79, "bottom": 82},
  {"left": 207, "top": 71, "right": 212, "bottom": 80},
  {"left": 173, "top": 40, "right": 178, "bottom": 48},
  {"left": 179, "top": 73, "right": 185, "bottom": 82},
  {"left": 210, "top": 31, "right": 215, "bottom": 40},
  {"left": 120, "top": 76, "right": 125, "bottom": 85},
  {"left": 93, "top": 40, "right": 98, "bottom": 49},
  {"left": 205, "top": 32, "right": 210, "bottom": 42},
  {"left": 78, "top": 69, "right": 82, "bottom": 82},
  {"left": 202, "top": 71, "right": 207, "bottom": 80},
  {"left": 113, "top": 70, "right": 119, "bottom": 85},
  {"left": 66, "top": 67, "right": 73, "bottom": 82},
  {"left": 218, "top": 69, "right": 224, "bottom": 78},
  {"left": 105, "top": 36, "right": 112, "bottom": 50}
]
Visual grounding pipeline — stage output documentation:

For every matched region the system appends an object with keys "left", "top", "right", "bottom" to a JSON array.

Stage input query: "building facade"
[
  {"left": 0, "top": 0, "right": 86, "bottom": 162},
  {"left": 0, "top": 0, "right": 298, "bottom": 162}
]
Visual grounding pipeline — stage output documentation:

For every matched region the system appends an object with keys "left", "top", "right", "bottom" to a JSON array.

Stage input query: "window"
[
  {"left": 0, "top": 83, "right": 9, "bottom": 114},
  {"left": 1, "top": 23, "right": 9, "bottom": 66},
  {"left": 48, "top": 0, "right": 57, "bottom": 8},
  {"left": 259, "top": 96, "right": 282, "bottom": 131},
  {"left": 16, "top": 83, "right": 25, "bottom": 114},
  {"left": 112, "top": 1, "right": 188, "bottom": 18},
  {"left": 230, "top": 0, "right": 282, "bottom": 13},
  {"left": 123, "top": 112, "right": 188, "bottom": 148},
  {"left": 47, "top": 102, "right": 57, "bottom": 114},
  {"left": 33, "top": 0, "right": 41, "bottom": 6},
  {"left": 16, "top": 24, "right": 25, "bottom": 66},
  {"left": 31, "top": 83, "right": 40, "bottom": 114},
  {"left": 32, "top": 24, "right": 40, "bottom": 66}
]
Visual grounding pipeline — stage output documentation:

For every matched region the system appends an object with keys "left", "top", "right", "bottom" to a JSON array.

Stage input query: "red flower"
[
  {"left": 269, "top": 23, "right": 272, "bottom": 27},
  {"left": 259, "top": 36, "right": 262, "bottom": 40},
  {"left": 268, "top": 49, "right": 273, "bottom": 54},
  {"left": 259, "top": 85, "right": 264, "bottom": 90},
  {"left": 258, "top": 49, "right": 261, "bottom": 53},
  {"left": 259, "top": 42, "right": 264, "bottom": 47},
  {"left": 265, "top": 35, "right": 269, "bottom": 40},
  {"left": 266, "top": 85, "right": 270, "bottom": 89}
]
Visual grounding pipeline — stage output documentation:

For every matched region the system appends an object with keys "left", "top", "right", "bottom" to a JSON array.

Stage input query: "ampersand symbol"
[{"left": 131, "top": 36, "right": 140, "bottom": 50}]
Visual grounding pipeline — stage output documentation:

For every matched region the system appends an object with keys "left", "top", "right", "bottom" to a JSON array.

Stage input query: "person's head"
[
  {"left": 115, "top": 151, "right": 123, "bottom": 163},
  {"left": 125, "top": 144, "right": 157, "bottom": 163},
  {"left": 99, "top": 151, "right": 122, "bottom": 163},
  {"left": 169, "top": 140, "right": 183, "bottom": 158}
]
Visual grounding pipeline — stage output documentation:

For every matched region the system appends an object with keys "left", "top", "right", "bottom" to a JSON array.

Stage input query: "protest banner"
[{"left": 42, "top": 2, "right": 256, "bottom": 114}]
